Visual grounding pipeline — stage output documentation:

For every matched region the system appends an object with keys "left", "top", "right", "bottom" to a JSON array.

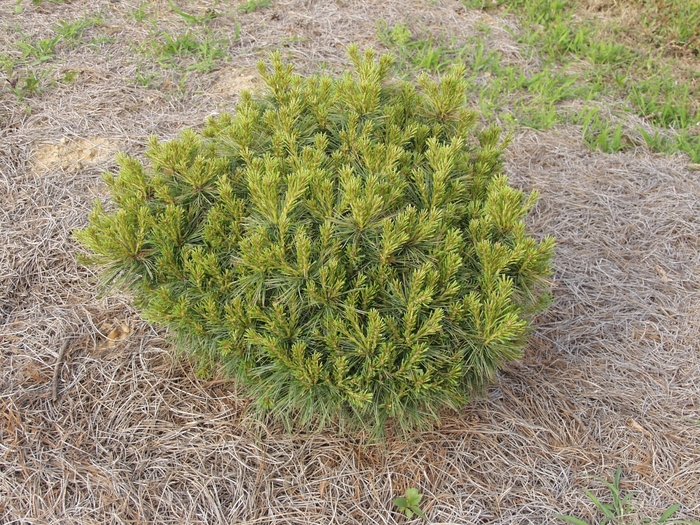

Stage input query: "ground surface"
[{"left": 1, "top": 1, "right": 699, "bottom": 524}]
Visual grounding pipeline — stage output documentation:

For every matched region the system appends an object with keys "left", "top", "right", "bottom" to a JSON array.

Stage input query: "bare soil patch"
[
  {"left": 208, "top": 68, "right": 262, "bottom": 99},
  {"left": 32, "top": 137, "right": 119, "bottom": 174},
  {"left": 1, "top": 1, "right": 699, "bottom": 524}
]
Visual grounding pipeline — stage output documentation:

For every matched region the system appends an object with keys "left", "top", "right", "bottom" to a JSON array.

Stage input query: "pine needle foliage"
[{"left": 76, "top": 46, "right": 554, "bottom": 438}]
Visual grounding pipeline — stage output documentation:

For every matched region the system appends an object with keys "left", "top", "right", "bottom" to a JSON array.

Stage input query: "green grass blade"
[
  {"left": 555, "top": 514, "right": 591, "bottom": 525},
  {"left": 658, "top": 503, "right": 681, "bottom": 523}
]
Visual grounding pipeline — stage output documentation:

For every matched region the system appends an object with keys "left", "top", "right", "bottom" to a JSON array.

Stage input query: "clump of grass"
[
  {"left": 4, "top": 70, "right": 47, "bottom": 99},
  {"left": 131, "top": 2, "right": 150, "bottom": 22},
  {"left": 16, "top": 34, "right": 61, "bottom": 64},
  {"left": 140, "top": 29, "right": 226, "bottom": 73},
  {"left": 238, "top": 0, "right": 272, "bottom": 14},
  {"left": 577, "top": 108, "right": 631, "bottom": 154},
  {"left": 53, "top": 14, "right": 103, "bottom": 44},
  {"left": 630, "top": 73, "right": 698, "bottom": 130},
  {"left": 169, "top": 0, "right": 219, "bottom": 26},
  {"left": 557, "top": 468, "right": 700, "bottom": 525},
  {"left": 129, "top": 16, "right": 233, "bottom": 95}
]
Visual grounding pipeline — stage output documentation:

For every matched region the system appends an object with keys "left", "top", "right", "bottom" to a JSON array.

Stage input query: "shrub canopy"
[{"left": 77, "top": 46, "right": 554, "bottom": 437}]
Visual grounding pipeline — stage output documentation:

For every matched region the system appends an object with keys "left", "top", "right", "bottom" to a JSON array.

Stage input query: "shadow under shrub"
[{"left": 77, "top": 46, "right": 554, "bottom": 438}]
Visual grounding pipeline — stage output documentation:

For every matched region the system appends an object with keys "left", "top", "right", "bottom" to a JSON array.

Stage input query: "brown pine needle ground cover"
[{"left": 1, "top": 0, "right": 699, "bottom": 523}]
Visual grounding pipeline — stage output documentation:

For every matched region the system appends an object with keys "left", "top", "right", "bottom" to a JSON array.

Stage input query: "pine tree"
[{"left": 77, "top": 45, "right": 555, "bottom": 438}]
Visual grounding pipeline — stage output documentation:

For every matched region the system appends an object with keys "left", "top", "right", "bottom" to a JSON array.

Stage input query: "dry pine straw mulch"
[{"left": 1, "top": 0, "right": 699, "bottom": 523}]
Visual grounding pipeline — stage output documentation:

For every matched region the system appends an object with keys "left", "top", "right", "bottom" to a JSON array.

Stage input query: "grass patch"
[
  {"left": 377, "top": 22, "right": 470, "bottom": 73},
  {"left": 131, "top": 2, "right": 151, "bottom": 23},
  {"left": 557, "top": 467, "right": 700, "bottom": 525},
  {"left": 1, "top": 12, "right": 104, "bottom": 100},
  {"left": 169, "top": 0, "right": 220, "bottom": 26},
  {"left": 451, "top": 0, "right": 700, "bottom": 161},
  {"left": 139, "top": 28, "right": 227, "bottom": 73},
  {"left": 129, "top": 21, "right": 234, "bottom": 95},
  {"left": 238, "top": 0, "right": 272, "bottom": 14},
  {"left": 577, "top": 108, "right": 632, "bottom": 154},
  {"left": 52, "top": 13, "right": 103, "bottom": 43},
  {"left": 377, "top": 21, "right": 587, "bottom": 132},
  {"left": 118, "top": 2, "right": 244, "bottom": 95},
  {"left": 16, "top": 34, "right": 61, "bottom": 64},
  {"left": 4, "top": 69, "right": 48, "bottom": 99},
  {"left": 627, "top": 0, "right": 700, "bottom": 57}
]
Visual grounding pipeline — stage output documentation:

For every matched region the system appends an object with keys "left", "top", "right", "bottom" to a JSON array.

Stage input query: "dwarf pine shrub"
[{"left": 77, "top": 46, "right": 554, "bottom": 437}]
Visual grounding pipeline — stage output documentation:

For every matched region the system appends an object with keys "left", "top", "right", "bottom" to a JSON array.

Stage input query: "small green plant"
[
  {"left": 133, "top": 63, "right": 159, "bottom": 88},
  {"left": 630, "top": 76, "right": 698, "bottom": 130},
  {"left": 674, "top": 131, "right": 700, "bottom": 163},
  {"left": 6, "top": 70, "right": 46, "bottom": 99},
  {"left": 523, "top": 69, "right": 579, "bottom": 103},
  {"left": 515, "top": 99, "right": 558, "bottom": 130},
  {"left": 131, "top": 2, "right": 150, "bottom": 22},
  {"left": 638, "top": 128, "right": 673, "bottom": 154},
  {"left": 169, "top": 0, "right": 219, "bottom": 26},
  {"left": 77, "top": 46, "right": 554, "bottom": 437},
  {"left": 557, "top": 468, "right": 700, "bottom": 525},
  {"left": 188, "top": 33, "right": 226, "bottom": 72},
  {"left": 61, "top": 69, "right": 79, "bottom": 83},
  {"left": 470, "top": 38, "right": 501, "bottom": 73},
  {"left": 53, "top": 14, "right": 102, "bottom": 43},
  {"left": 17, "top": 34, "right": 61, "bottom": 64},
  {"left": 393, "top": 488, "right": 426, "bottom": 519},
  {"left": 638, "top": 127, "right": 700, "bottom": 163},
  {"left": 0, "top": 53, "right": 14, "bottom": 76},
  {"left": 9, "top": 14, "right": 102, "bottom": 76},
  {"left": 159, "top": 31, "right": 201, "bottom": 58},
  {"left": 386, "top": 22, "right": 411, "bottom": 47},
  {"left": 2, "top": 49, "right": 48, "bottom": 100},
  {"left": 238, "top": 0, "right": 272, "bottom": 13}
]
